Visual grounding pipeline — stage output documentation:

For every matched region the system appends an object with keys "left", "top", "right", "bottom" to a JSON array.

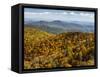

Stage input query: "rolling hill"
[
  {"left": 24, "top": 27, "right": 95, "bottom": 69},
  {"left": 24, "top": 20, "right": 94, "bottom": 33}
]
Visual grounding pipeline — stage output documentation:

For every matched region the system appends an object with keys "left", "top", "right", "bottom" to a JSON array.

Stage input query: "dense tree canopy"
[{"left": 24, "top": 27, "right": 95, "bottom": 69}]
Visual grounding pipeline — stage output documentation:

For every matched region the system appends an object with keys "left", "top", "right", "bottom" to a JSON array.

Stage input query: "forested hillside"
[{"left": 24, "top": 27, "right": 95, "bottom": 69}]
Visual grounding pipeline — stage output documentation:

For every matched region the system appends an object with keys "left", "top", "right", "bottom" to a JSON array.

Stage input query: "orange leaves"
[
  {"left": 24, "top": 61, "right": 32, "bottom": 69},
  {"left": 24, "top": 27, "right": 95, "bottom": 69}
]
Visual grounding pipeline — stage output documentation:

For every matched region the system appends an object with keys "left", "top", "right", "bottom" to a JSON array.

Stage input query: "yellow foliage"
[{"left": 24, "top": 27, "right": 95, "bottom": 69}]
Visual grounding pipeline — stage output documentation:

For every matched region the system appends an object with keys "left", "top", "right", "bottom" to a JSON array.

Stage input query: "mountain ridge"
[{"left": 24, "top": 20, "right": 94, "bottom": 33}]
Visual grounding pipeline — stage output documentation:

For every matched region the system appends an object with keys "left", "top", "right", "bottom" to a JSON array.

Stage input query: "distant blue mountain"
[{"left": 24, "top": 20, "right": 94, "bottom": 34}]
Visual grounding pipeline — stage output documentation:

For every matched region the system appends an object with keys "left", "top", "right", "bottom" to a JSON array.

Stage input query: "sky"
[{"left": 24, "top": 8, "right": 94, "bottom": 23}]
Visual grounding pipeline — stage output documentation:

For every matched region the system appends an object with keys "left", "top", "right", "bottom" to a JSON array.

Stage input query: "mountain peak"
[{"left": 52, "top": 20, "right": 63, "bottom": 23}]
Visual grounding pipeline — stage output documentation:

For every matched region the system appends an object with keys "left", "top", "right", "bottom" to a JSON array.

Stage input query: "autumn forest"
[
  {"left": 24, "top": 26, "right": 95, "bottom": 69},
  {"left": 24, "top": 8, "right": 95, "bottom": 69}
]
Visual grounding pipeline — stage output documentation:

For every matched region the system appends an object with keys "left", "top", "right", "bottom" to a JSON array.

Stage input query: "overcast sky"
[{"left": 24, "top": 8, "right": 94, "bottom": 23}]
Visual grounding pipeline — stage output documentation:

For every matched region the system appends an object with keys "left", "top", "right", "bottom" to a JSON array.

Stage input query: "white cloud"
[
  {"left": 24, "top": 12, "right": 47, "bottom": 15},
  {"left": 24, "top": 12, "right": 37, "bottom": 15},
  {"left": 25, "top": 11, "right": 69, "bottom": 16},
  {"left": 80, "top": 12, "right": 89, "bottom": 16},
  {"left": 80, "top": 12, "right": 94, "bottom": 18},
  {"left": 24, "top": 11, "right": 94, "bottom": 22},
  {"left": 62, "top": 12, "right": 68, "bottom": 15},
  {"left": 43, "top": 12, "right": 50, "bottom": 14},
  {"left": 69, "top": 12, "right": 76, "bottom": 15}
]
